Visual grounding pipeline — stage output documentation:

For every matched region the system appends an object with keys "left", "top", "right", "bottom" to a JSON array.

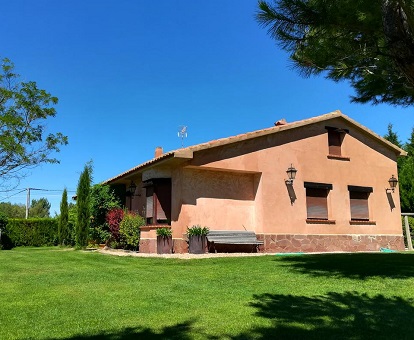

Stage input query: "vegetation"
[
  {"left": 156, "top": 227, "right": 172, "bottom": 237},
  {"left": 58, "top": 188, "right": 69, "bottom": 245},
  {"left": 1, "top": 219, "right": 58, "bottom": 248},
  {"left": 0, "top": 57, "right": 67, "bottom": 189},
  {"left": 384, "top": 125, "right": 414, "bottom": 212},
  {"left": 106, "top": 207, "right": 124, "bottom": 242},
  {"left": 118, "top": 211, "right": 145, "bottom": 250},
  {"left": 28, "top": 198, "right": 50, "bottom": 218},
  {"left": 0, "top": 198, "right": 52, "bottom": 218},
  {"left": 1, "top": 248, "right": 414, "bottom": 339},
  {"left": 76, "top": 164, "right": 91, "bottom": 248},
  {"left": 256, "top": 0, "right": 414, "bottom": 106},
  {"left": 89, "top": 184, "right": 121, "bottom": 245},
  {"left": 187, "top": 225, "right": 209, "bottom": 236}
]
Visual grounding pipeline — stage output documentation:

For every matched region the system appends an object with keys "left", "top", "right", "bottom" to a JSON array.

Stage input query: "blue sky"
[{"left": 1, "top": 0, "right": 413, "bottom": 215}]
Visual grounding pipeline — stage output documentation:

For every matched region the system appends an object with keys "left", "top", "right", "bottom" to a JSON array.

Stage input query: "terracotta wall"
[{"left": 170, "top": 118, "right": 402, "bottom": 241}]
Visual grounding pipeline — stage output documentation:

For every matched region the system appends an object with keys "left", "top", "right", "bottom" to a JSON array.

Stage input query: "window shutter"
[
  {"left": 350, "top": 191, "right": 369, "bottom": 220},
  {"left": 146, "top": 187, "right": 154, "bottom": 218},
  {"left": 328, "top": 130, "right": 341, "bottom": 156},
  {"left": 306, "top": 188, "right": 328, "bottom": 219}
]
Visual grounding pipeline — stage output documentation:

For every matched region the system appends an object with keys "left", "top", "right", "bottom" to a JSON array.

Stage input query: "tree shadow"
[
  {"left": 277, "top": 253, "right": 414, "bottom": 279},
  {"left": 230, "top": 292, "right": 414, "bottom": 339},
  {"left": 60, "top": 320, "right": 196, "bottom": 340}
]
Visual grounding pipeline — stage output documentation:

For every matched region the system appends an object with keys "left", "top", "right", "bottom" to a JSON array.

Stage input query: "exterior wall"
[{"left": 167, "top": 117, "right": 403, "bottom": 252}]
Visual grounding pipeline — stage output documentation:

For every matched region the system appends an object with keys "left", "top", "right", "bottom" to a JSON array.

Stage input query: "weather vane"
[{"left": 177, "top": 125, "right": 188, "bottom": 148}]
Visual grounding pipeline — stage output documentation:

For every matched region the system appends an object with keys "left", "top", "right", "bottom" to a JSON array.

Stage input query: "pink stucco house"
[{"left": 104, "top": 111, "right": 407, "bottom": 253}]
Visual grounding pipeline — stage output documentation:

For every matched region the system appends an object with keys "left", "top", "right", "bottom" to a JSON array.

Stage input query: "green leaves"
[
  {"left": 0, "top": 57, "right": 67, "bottom": 186},
  {"left": 257, "top": 0, "right": 414, "bottom": 106}
]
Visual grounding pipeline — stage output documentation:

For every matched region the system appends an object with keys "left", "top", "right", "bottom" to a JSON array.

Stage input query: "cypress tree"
[
  {"left": 59, "top": 188, "right": 69, "bottom": 245},
  {"left": 76, "top": 165, "right": 91, "bottom": 248}
]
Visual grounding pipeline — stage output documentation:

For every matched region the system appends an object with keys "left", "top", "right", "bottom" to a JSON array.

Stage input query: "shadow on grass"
[
  {"left": 62, "top": 320, "right": 195, "bottom": 340},
  {"left": 278, "top": 253, "right": 414, "bottom": 279},
  {"left": 229, "top": 292, "right": 414, "bottom": 340}
]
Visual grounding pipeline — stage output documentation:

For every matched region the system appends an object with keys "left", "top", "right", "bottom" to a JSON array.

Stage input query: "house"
[{"left": 104, "top": 111, "right": 407, "bottom": 253}]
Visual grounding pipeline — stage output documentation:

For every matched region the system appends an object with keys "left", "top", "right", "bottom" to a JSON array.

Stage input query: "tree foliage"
[
  {"left": 76, "top": 164, "right": 91, "bottom": 248},
  {"left": 59, "top": 188, "right": 69, "bottom": 245},
  {"left": 257, "top": 0, "right": 414, "bottom": 106},
  {"left": 90, "top": 184, "right": 120, "bottom": 231},
  {"left": 384, "top": 124, "right": 414, "bottom": 212},
  {"left": 0, "top": 202, "right": 25, "bottom": 218},
  {"left": 0, "top": 58, "right": 68, "bottom": 188},
  {"left": 29, "top": 198, "right": 51, "bottom": 218}
]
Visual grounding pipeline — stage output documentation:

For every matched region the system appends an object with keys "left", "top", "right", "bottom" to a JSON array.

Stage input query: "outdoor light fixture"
[
  {"left": 128, "top": 180, "right": 137, "bottom": 196},
  {"left": 388, "top": 175, "right": 398, "bottom": 193},
  {"left": 286, "top": 164, "right": 297, "bottom": 185}
]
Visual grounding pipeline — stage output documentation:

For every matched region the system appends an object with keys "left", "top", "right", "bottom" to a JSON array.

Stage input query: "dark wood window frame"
[
  {"left": 143, "top": 178, "right": 171, "bottom": 225},
  {"left": 304, "top": 182, "right": 335, "bottom": 224},
  {"left": 326, "top": 126, "right": 350, "bottom": 161},
  {"left": 348, "top": 185, "right": 375, "bottom": 224}
]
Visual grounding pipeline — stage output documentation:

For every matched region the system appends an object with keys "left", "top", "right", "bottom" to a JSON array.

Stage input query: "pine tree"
[
  {"left": 59, "top": 188, "right": 69, "bottom": 245},
  {"left": 76, "top": 165, "right": 91, "bottom": 248}
]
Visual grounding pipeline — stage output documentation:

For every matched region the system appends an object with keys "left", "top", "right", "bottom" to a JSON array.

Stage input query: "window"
[
  {"left": 304, "top": 182, "right": 334, "bottom": 223},
  {"left": 348, "top": 185, "right": 373, "bottom": 223},
  {"left": 328, "top": 129, "right": 342, "bottom": 156},
  {"left": 144, "top": 178, "right": 171, "bottom": 225},
  {"left": 326, "top": 126, "right": 349, "bottom": 160}
]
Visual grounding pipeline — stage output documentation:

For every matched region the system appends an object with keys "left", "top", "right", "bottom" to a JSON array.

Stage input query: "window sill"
[
  {"left": 350, "top": 220, "right": 376, "bottom": 225},
  {"left": 327, "top": 155, "right": 350, "bottom": 161},
  {"left": 306, "top": 219, "right": 336, "bottom": 224}
]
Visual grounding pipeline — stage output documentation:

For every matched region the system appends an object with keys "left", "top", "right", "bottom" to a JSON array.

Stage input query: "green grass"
[{"left": 1, "top": 248, "right": 414, "bottom": 339}]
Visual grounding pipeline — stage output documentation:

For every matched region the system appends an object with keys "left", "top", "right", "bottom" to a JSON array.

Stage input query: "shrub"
[
  {"left": 0, "top": 212, "right": 9, "bottom": 249},
  {"left": 187, "top": 225, "right": 209, "bottom": 236},
  {"left": 156, "top": 227, "right": 172, "bottom": 237},
  {"left": 76, "top": 164, "right": 91, "bottom": 248},
  {"left": 119, "top": 212, "right": 145, "bottom": 250},
  {"left": 106, "top": 208, "right": 124, "bottom": 241},
  {"left": 2, "top": 218, "right": 58, "bottom": 247},
  {"left": 59, "top": 188, "right": 69, "bottom": 245}
]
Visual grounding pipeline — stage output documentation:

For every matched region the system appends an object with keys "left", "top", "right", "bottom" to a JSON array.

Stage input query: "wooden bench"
[{"left": 206, "top": 230, "right": 264, "bottom": 253}]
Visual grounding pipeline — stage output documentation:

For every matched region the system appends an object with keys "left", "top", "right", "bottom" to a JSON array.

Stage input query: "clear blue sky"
[{"left": 1, "top": 0, "right": 413, "bottom": 215}]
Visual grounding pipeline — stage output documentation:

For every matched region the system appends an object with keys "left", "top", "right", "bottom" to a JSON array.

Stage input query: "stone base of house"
[
  {"left": 256, "top": 234, "right": 405, "bottom": 253},
  {"left": 139, "top": 234, "right": 405, "bottom": 254},
  {"left": 139, "top": 238, "right": 188, "bottom": 254}
]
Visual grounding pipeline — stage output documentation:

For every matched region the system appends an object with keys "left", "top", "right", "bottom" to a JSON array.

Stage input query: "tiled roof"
[{"left": 104, "top": 110, "right": 406, "bottom": 184}]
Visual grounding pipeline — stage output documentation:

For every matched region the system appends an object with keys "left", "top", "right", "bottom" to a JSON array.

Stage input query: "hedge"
[{"left": 1, "top": 218, "right": 58, "bottom": 248}]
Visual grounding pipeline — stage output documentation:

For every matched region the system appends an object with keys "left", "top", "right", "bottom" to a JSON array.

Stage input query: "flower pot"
[
  {"left": 188, "top": 235, "right": 206, "bottom": 254},
  {"left": 157, "top": 235, "right": 173, "bottom": 254}
]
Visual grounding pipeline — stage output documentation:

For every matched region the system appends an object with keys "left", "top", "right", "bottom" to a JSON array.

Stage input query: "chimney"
[
  {"left": 155, "top": 146, "right": 163, "bottom": 158},
  {"left": 274, "top": 118, "right": 287, "bottom": 126}
]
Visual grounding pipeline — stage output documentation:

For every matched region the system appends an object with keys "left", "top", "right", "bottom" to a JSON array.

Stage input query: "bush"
[
  {"left": 119, "top": 212, "right": 145, "bottom": 250},
  {"left": 2, "top": 218, "right": 58, "bottom": 247},
  {"left": 106, "top": 208, "right": 124, "bottom": 241}
]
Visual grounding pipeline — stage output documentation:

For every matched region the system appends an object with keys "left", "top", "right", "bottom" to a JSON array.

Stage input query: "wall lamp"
[
  {"left": 127, "top": 180, "right": 137, "bottom": 197},
  {"left": 285, "top": 164, "right": 297, "bottom": 185},
  {"left": 388, "top": 175, "right": 398, "bottom": 193}
]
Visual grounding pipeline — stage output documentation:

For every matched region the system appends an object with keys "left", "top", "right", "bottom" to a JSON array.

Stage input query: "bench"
[{"left": 206, "top": 230, "right": 264, "bottom": 253}]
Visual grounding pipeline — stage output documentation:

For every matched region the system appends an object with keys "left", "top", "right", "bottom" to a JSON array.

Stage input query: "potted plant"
[
  {"left": 156, "top": 227, "right": 173, "bottom": 254},
  {"left": 187, "top": 225, "right": 209, "bottom": 254}
]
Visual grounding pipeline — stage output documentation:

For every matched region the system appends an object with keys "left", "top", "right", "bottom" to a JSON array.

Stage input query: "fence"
[{"left": 402, "top": 213, "right": 414, "bottom": 251}]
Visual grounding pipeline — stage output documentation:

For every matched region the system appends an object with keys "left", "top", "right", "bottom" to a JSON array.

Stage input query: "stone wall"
[
  {"left": 139, "top": 234, "right": 405, "bottom": 253},
  {"left": 256, "top": 234, "right": 405, "bottom": 253}
]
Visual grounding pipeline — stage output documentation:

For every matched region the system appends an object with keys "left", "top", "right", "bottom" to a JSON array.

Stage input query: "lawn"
[{"left": 1, "top": 248, "right": 414, "bottom": 339}]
